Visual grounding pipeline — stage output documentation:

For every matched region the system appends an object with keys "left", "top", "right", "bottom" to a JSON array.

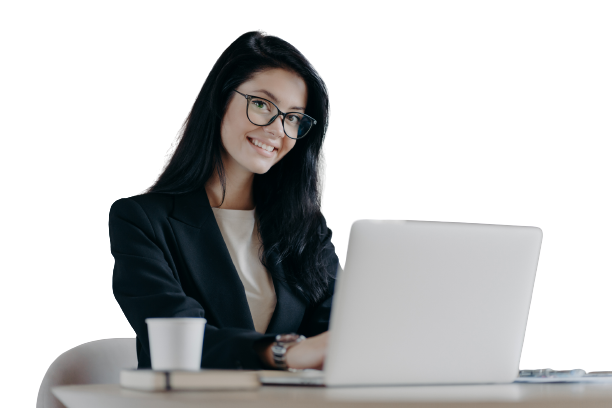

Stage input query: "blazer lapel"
[
  {"left": 167, "top": 189, "right": 308, "bottom": 334},
  {"left": 168, "top": 189, "right": 254, "bottom": 330}
]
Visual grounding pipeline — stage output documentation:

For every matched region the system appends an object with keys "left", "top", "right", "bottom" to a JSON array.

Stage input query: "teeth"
[{"left": 250, "top": 138, "right": 275, "bottom": 152}]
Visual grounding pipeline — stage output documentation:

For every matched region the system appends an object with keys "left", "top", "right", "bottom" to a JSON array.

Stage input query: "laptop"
[{"left": 260, "top": 220, "right": 542, "bottom": 387}]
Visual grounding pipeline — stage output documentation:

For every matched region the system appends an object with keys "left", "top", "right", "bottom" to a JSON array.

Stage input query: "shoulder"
[{"left": 109, "top": 192, "right": 175, "bottom": 222}]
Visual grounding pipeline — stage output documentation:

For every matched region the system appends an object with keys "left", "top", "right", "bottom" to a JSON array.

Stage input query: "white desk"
[{"left": 53, "top": 382, "right": 612, "bottom": 408}]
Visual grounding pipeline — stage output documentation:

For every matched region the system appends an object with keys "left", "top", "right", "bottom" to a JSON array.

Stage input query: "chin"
[{"left": 248, "top": 163, "right": 274, "bottom": 175}]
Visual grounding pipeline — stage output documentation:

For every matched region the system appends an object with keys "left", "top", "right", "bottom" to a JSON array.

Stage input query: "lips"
[
  {"left": 248, "top": 137, "right": 278, "bottom": 152},
  {"left": 247, "top": 136, "right": 278, "bottom": 153},
  {"left": 248, "top": 141, "right": 275, "bottom": 158}
]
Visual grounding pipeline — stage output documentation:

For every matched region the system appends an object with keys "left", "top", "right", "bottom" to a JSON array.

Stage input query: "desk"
[{"left": 53, "top": 382, "right": 612, "bottom": 408}]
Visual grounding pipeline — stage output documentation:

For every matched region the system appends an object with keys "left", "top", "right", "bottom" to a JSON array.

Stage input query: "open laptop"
[{"left": 260, "top": 220, "right": 542, "bottom": 387}]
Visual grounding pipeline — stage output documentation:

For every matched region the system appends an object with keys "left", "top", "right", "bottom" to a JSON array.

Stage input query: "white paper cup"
[{"left": 145, "top": 317, "right": 206, "bottom": 371}]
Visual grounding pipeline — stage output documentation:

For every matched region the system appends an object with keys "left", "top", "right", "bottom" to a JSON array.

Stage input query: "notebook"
[
  {"left": 120, "top": 369, "right": 260, "bottom": 391},
  {"left": 260, "top": 220, "right": 543, "bottom": 387}
]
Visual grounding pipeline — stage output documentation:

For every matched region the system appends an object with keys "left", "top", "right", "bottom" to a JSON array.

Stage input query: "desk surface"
[{"left": 53, "top": 382, "right": 612, "bottom": 408}]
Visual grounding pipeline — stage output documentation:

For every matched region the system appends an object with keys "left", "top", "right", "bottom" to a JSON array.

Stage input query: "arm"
[
  {"left": 258, "top": 215, "right": 340, "bottom": 370},
  {"left": 109, "top": 197, "right": 274, "bottom": 369},
  {"left": 253, "top": 337, "right": 277, "bottom": 368}
]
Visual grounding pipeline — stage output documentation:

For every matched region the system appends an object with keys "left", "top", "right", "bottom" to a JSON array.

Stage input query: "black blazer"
[{"left": 109, "top": 189, "right": 339, "bottom": 369}]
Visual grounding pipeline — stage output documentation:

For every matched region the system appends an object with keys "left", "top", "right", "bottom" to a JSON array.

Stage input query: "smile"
[
  {"left": 248, "top": 138, "right": 278, "bottom": 157},
  {"left": 248, "top": 137, "right": 277, "bottom": 153}
]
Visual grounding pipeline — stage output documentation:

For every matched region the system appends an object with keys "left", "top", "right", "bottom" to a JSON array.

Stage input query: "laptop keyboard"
[{"left": 259, "top": 369, "right": 325, "bottom": 386}]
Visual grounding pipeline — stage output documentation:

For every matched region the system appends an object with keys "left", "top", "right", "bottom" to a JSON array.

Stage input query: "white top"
[{"left": 211, "top": 207, "right": 277, "bottom": 333}]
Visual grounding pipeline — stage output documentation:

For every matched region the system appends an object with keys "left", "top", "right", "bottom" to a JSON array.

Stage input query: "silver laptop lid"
[{"left": 325, "top": 220, "right": 542, "bottom": 386}]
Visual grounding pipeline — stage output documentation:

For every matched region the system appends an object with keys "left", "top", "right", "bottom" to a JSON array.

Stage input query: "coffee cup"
[{"left": 145, "top": 317, "right": 206, "bottom": 371}]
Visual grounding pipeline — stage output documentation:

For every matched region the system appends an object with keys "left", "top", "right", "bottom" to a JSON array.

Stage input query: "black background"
[{"left": 37, "top": 27, "right": 612, "bottom": 388}]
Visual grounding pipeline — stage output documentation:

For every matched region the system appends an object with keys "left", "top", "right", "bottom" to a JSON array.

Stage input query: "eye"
[
  {"left": 286, "top": 114, "right": 302, "bottom": 124},
  {"left": 250, "top": 99, "right": 271, "bottom": 112}
]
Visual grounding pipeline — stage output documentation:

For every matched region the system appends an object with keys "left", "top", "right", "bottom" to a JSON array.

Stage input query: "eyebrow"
[{"left": 251, "top": 89, "right": 306, "bottom": 111}]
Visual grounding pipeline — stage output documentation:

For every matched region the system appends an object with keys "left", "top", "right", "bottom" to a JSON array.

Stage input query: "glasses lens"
[
  {"left": 283, "top": 113, "right": 313, "bottom": 139},
  {"left": 245, "top": 95, "right": 314, "bottom": 139}
]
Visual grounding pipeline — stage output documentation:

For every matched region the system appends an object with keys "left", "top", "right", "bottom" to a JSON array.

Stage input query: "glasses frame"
[{"left": 233, "top": 90, "right": 317, "bottom": 140}]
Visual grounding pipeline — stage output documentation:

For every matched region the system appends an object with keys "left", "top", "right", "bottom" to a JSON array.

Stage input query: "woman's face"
[{"left": 220, "top": 68, "right": 307, "bottom": 175}]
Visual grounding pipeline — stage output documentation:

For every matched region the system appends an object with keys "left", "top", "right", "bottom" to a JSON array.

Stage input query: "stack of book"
[{"left": 120, "top": 369, "right": 261, "bottom": 391}]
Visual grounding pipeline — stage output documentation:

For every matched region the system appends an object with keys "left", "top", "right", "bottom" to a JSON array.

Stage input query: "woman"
[{"left": 109, "top": 31, "right": 339, "bottom": 371}]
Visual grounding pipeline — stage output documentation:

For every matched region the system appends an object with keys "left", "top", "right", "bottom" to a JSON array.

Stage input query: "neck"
[{"left": 205, "top": 161, "right": 255, "bottom": 211}]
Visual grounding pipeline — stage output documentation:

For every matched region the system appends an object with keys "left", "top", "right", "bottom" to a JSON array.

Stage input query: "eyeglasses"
[{"left": 233, "top": 90, "right": 317, "bottom": 139}]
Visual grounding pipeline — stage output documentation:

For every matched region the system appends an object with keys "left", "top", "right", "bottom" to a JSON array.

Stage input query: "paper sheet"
[{"left": 515, "top": 376, "right": 612, "bottom": 383}]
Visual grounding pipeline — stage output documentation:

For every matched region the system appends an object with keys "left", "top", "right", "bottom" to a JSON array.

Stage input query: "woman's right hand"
[{"left": 285, "top": 331, "right": 329, "bottom": 370}]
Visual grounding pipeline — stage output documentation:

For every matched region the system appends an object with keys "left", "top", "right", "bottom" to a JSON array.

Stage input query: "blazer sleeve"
[
  {"left": 109, "top": 198, "right": 274, "bottom": 370},
  {"left": 297, "top": 215, "right": 340, "bottom": 337}
]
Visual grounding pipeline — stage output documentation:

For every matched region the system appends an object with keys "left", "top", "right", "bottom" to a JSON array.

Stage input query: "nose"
[{"left": 263, "top": 114, "right": 285, "bottom": 138}]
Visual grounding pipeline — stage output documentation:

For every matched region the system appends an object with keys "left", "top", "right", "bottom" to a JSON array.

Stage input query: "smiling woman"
[
  {"left": 108, "top": 31, "right": 339, "bottom": 371},
  {"left": 219, "top": 69, "right": 304, "bottom": 176}
]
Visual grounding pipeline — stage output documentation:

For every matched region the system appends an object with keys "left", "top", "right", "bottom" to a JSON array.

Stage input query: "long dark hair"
[{"left": 148, "top": 31, "right": 332, "bottom": 303}]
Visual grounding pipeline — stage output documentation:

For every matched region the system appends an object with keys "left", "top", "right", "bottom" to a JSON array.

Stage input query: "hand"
[{"left": 285, "top": 331, "right": 329, "bottom": 370}]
